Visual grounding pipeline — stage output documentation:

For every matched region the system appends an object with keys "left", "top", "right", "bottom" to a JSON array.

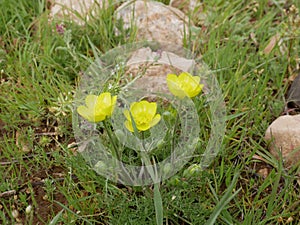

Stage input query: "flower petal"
[
  {"left": 124, "top": 100, "right": 160, "bottom": 132},
  {"left": 146, "top": 102, "right": 157, "bottom": 118},
  {"left": 85, "top": 95, "right": 98, "bottom": 109},
  {"left": 124, "top": 120, "right": 134, "bottom": 132},
  {"left": 136, "top": 122, "right": 151, "bottom": 131},
  {"left": 178, "top": 72, "right": 203, "bottom": 98},
  {"left": 167, "top": 74, "right": 178, "bottom": 83},
  {"left": 150, "top": 114, "right": 161, "bottom": 127},
  {"left": 98, "top": 92, "right": 111, "bottom": 105},
  {"left": 130, "top": 101, "right": 144, "bottom": 117},
  {"left": 189, "top": 83, "right": 204, "bottom": 98},
  {"left": 77, "top": 105, "right": 93, "bottom": 122},
  {"left": 123, "top": 109, "right": 132, "bottom": 121},
  {"left": 167, "top": 74, "right": 186, "bottom": 98},
  {"left": 96, "top": 93, "right": 111, "bottom": 114},
  {"left": 93, "top": 113, "right": 106, "bottom": 122}
]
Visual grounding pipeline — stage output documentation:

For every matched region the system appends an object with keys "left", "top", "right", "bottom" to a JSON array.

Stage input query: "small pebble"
[
  {"left": 25, "top": 205, "right": 32, "bottom": 214},
  {"left": 12, "top": 209, "right": 19, "bottom": 219}
]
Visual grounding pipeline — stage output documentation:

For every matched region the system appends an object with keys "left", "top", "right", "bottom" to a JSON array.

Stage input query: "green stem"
[
  {"left": 154, "top": 183, "right": 163, "bottom": 225},
  {"left": 171, "top": 101, "right": 182, "bottom": 163},
  {"left": 140, "top": 132, "right": 163, "bottom": 225},
  {"left": 103, "top": 120, "right": 120, "bottom": 161},
  {"left": 103, "top": 120, "right": 135, "bottom": 184}
]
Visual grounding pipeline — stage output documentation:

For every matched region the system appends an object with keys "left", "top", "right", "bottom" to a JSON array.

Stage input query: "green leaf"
[
  {"left": 154, "top": 183, "right": 164, "bottom": 225},
  {"left": 49, "top": 210, "right": 64, "bottom": 225},
  {"left": 205, "top": 173, "right": 241, "bottom": 225}
]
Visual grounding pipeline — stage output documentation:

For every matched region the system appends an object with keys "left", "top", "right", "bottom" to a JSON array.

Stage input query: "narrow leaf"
[
  {"left": 205, "top": 173, "right": 241, "bottom": 225},
  {"left": 154, "top": 183, "right": 164, "bottom": 225},
  {"left": 49, "top": 209, "right": 64, "bottom": 225}
]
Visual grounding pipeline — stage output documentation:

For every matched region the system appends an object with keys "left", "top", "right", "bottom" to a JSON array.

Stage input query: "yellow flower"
[
  {"left": 166, "top": 72, "right": 204, "bottom": 98},
  {"left": 124, "top": 100, "right": 161, "bottom": 132},
  {"left": 77, "top": 93, "right": 117, "bottom": 122}
]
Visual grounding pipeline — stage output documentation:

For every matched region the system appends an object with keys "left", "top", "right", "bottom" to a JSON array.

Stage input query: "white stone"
[
  {"left": 115, "top": 0, "right": 191, "bottom": 47},
  {"left": 49, "top": 0, "right": 105, "bottom": 25},
  {"left": 265, "top": 115, "right": 300, "bottom": 167},
  {"left": 170, "top": 0, "right": 199, "bottom": 14}
]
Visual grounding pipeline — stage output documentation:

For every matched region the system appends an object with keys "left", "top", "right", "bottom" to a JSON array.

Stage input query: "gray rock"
[
  {"left": 169, "top": 0, "right": 199, "bottom": 14},
  {"left": 115, "top": 0, "right": 191, "bottom": 47},
  {"left": 49, "top": 0, "right": 105, "bottom": 25},
  {"left": 265, "top": 115, "right": 300, "bottom": 167}
]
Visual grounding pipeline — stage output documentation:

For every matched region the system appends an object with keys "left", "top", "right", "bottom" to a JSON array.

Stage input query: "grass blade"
[
  {"left": 49, "top": 209, "right": 64, "bottom": 225},
  {"left": 205, "top": 173, "right": 241, "bottom": 225},
  {"left": 154, "top": 183, "right": 163, "bottom": 225}
]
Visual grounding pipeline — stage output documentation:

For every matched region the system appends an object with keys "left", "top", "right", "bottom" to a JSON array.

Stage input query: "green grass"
[{"left": 1, "top": 0, "right": 300, "bottom": 224}]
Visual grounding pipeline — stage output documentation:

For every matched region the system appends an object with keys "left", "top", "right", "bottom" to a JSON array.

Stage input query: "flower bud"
[
  {"left": 156, "top": 139, "right": 165, "bottom": 149},
  {"left": 183, "top": 164, "right": 202, "bottom": 177},
  {"left": 94, "top": 161, "right": 107, "bottom": 173}
]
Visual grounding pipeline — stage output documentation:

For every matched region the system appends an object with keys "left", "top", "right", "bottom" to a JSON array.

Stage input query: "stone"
[
  {"left": 115, "top": 0, "right": 191, "bottom": 47},
  {"left": 265, "top": 115, "right": 300, "bottom": 167},
  {"left": 169, "top": 0, "right": 199, "bottom": 14},
  {"left": 124, "top": 47, "right": 196, "bottom": 94},
  {"left": 49, "top": 0, "right": 105, "bottom": 25}
]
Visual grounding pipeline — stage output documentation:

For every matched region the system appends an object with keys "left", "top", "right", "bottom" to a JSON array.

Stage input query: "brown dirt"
[{"left": 0, "top": 163, "right": 71, "bottom": 224}]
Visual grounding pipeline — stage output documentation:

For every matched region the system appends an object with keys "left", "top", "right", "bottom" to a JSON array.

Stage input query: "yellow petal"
[
  {"left": 93, "top": 113, "right": 106, "bottom": 122},
  {"left": 146, "top": 102, "right": 157, "bottom": 118},
  {"left": 136, "top": 122, "right": 151, "bottom": 131},
  {"left": 167, "top": 74, "right": 179, "bottom": 82},
  {"left": 124, "top": 120, "right": 134, "bottom": 132},
  {"left": 95, "top": 93, "right": 110, "bottom": 114},
  {"left": 95, "top": 93, "right": 117, "bottom": 117},
  {"left": 167, "top": 74, "right": 186, "bottom": 98},
  {"left": 150, "top": 114, "right": 161, "bottom": 127},
  {"left": 123, "top": 110, "right": 132, "bottom": 121},
  {"left": 130, "top": 101, "right": 144, "bottom": 116},
  {"left": 77, "top": 105, "right": 93, "bottom": 122},
  {"left": 178, "top": 73, "right": 203, "bottom": 98},
  {"left": 85, "top": 95, "right": 98, "bottom": 109},
  {"left": 98, "top": 92, "right": 112, "bottom": 105},
  {"left": 189, "top": 84, "right": 204, "bottom": 98},
  {"left": 124, "top": 100, "right": 161, "bottom": 132}
]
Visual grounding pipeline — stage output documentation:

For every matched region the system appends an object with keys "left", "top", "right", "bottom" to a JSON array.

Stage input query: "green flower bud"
[
  {"left": 183, "top": 164, "right": 202, "bottom": 177},
  {"left": 156, "top": 139, "right": 165, "bottom": 149},
  {"left": 94, "top": 161, "right": 107, "bottom": 173},
  {"left": 168, "top": 175, "right": 180, "bottom": 186}
]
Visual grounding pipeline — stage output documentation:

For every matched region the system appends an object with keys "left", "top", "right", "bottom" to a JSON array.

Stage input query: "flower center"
[{"left": 136, "top": 114, "right": 151, "bottom": 125}]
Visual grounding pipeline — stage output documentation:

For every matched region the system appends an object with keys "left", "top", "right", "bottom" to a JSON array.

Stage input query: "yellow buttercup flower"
[
  {"left": 124, "top": 100, "right": 161, "bottom": 132},
  {"left": 166, "top": 72, "right": 204, "bottom": 98},
  {"left": 77, "top": 92, "right": 117, "bottom": 122}
]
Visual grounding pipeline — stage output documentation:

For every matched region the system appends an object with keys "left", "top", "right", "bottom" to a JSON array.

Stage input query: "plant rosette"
[{"left": 72, "top": 41, "right": 226, "bottom": 186}]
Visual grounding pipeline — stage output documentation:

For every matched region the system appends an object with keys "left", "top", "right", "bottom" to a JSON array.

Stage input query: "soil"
[{"left": 0, "top": 163, "right": 71, "bottom": 224}]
